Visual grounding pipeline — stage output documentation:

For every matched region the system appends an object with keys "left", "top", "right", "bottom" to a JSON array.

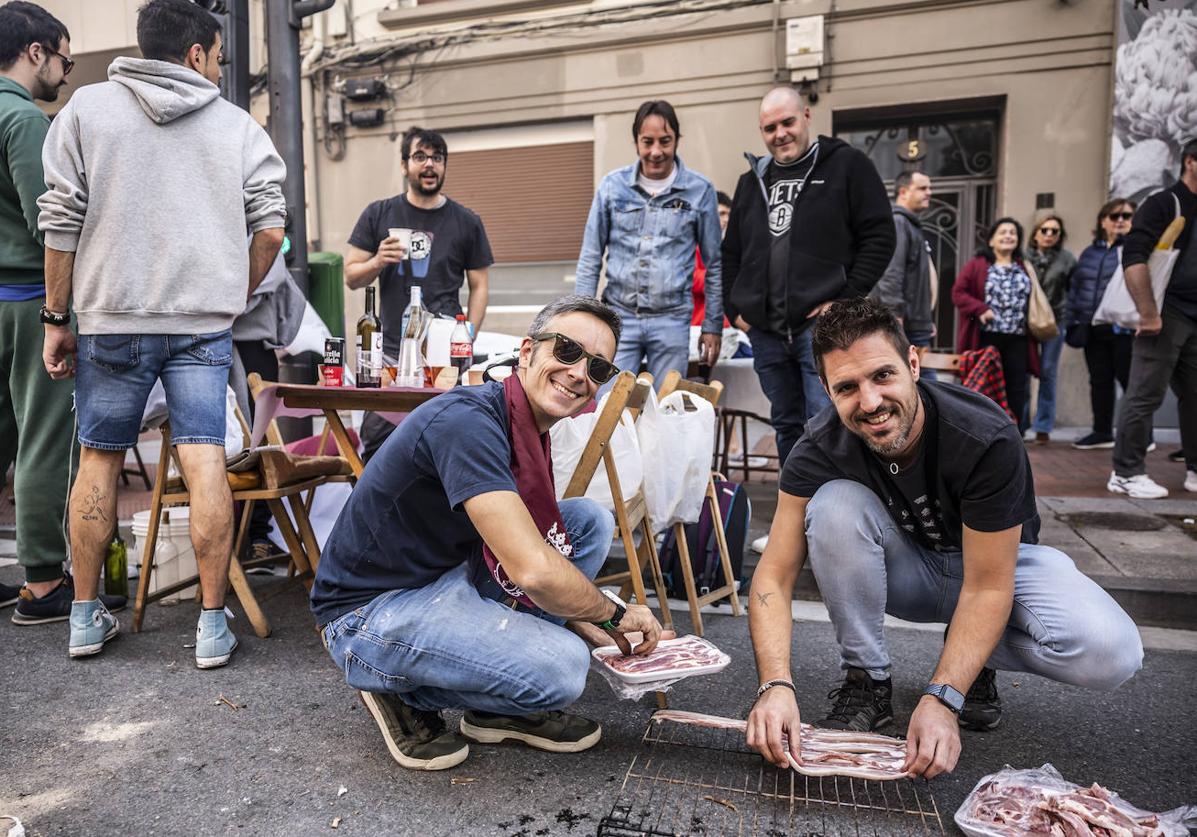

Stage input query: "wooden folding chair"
[
  {"left": 562, "top": 371, "right": 673, "bottom": 631},
  {"left": 131, "top": 406, "right": 330, "bottom": 639},
  {"left": 657, "top": 370, "right": 744, "bottom": 635},
  {"left": 917, "top": 348, "right": 963, "bottom": 382}
]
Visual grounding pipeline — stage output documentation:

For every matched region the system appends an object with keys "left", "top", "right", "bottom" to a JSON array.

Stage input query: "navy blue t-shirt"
[{"left": 310, "top": 382, "right": 516, "bottom": 626}]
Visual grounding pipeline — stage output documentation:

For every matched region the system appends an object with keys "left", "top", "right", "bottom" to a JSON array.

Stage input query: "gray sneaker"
[
  {"left": 360, "top": 691, "right": 469, "bottom": 771},
  {"left": 68, "top": 600, "right": 119, "bottom": 658},
  {"left": 195, "top": 609, "right": 239, "bottom": 669},
  {"left": 460, "top": 710, "right": 602, "bottom": 753}
]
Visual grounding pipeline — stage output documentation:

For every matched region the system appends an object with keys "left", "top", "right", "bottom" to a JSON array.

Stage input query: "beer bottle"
[{"left": 356, "top": 285, "right": 382, "bottom": 388}]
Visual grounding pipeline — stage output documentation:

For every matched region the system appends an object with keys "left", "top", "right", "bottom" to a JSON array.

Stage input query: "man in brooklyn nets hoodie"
[{"left": 37, "top": 0, "right": 286, "bottom": 666}]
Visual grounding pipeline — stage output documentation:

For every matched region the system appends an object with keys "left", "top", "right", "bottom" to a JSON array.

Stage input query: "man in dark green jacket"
[{"left": 0, "top": 2, "right": 122, "bottom": 622}]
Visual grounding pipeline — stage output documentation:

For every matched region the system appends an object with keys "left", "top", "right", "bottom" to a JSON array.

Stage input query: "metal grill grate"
[{"left": 597, "top": 716, "right": 945, "bottom": 836}]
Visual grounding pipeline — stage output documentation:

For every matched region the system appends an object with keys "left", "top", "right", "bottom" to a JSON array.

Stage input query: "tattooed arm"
[{"left": 746, "top": 490, "right": 810, "bottom": 767}]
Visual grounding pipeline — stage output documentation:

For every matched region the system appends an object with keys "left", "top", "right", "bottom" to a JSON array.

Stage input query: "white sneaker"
[
  {"left": 750, "top": 534, "right": 769, "bottom": 554},
  {"left": 1107, "top": 471, "right": 1169, "bottom": 499},
  {"left": 1185, "top": 471, "right": 1197, "bottom": 493}
]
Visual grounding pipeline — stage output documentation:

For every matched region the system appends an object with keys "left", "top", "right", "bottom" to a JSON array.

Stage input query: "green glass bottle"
[{"left": 105, "top": 534, "right": 128, "bottom": 598}]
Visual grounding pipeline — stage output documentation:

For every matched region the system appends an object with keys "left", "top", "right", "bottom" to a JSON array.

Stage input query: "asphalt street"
[{"left": 1, "top": 570, "right": 1193, "bottom": 837}]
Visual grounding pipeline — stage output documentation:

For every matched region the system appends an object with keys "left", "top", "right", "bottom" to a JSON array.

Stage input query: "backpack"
[{"left": 659, "top": 478, "right": 750, "bottom": 602}]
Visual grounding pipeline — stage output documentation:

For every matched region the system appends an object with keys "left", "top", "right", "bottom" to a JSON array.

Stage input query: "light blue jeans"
[
  {"left": 796, "top": 326, "right": 832, "bottom": 417},
  {"left": 321, "top": 498, "right": 614, "bottom": 714},
  {"left": 1030, "top": 333, "right": 1065, "bottom": 434},
  {"left": 609, "top": 305, "right": 692, "bottom": 390},
  {"left": 804, "top": 480, "right": 1143, "bottom": 690}
]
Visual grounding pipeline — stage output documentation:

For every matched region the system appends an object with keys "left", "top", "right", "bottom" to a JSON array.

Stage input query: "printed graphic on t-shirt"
[
  {"left": 399, "top": 231, "right": 435, "bottom": 279},
  {"left": 884, "top": 488, "right": 949, "bottom": 550},
  {"left": 768, "top": 180, "right": 803, "bottom": 237}
]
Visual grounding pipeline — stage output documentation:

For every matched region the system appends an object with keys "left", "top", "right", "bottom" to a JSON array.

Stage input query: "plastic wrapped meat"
[{"left": 594, "top": 635, "right": 730, "bottom": 684}]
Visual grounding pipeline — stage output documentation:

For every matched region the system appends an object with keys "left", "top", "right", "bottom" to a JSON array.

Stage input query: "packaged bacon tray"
[{"left": 591, "top": 635, "right": 731, "bottom": 685}]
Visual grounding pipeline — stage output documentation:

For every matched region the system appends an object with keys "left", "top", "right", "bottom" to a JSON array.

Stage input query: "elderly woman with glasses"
[
  {"left": 1024, "top": 215, "right": 1076, "bottom": 443},
  {"left": 1064, "top": 198, "right": 1137, "bottom": 450}
]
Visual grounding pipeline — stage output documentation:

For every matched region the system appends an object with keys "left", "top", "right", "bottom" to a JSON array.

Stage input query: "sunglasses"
[
  {"left": 1107, "top": 212, "right": 1134, "bottom": 221},
  {"left": 1038, "top": 227, "right": 1061, "bottom": 236},
  {"left": 531, "top": 332, "right": 619, "bottom": 385}
]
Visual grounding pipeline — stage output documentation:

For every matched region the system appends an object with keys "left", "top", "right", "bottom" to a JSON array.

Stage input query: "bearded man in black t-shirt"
[{"left": 745, "top": 298, "right": 1142, "bottom": 780}]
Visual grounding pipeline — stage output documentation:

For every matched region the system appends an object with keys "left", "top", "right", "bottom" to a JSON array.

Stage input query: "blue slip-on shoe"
[
  {"left": 195, "top": 609, "right": 239, "bottom": 669},
  {"left": 69, "top": 599, "right": 119, "bottom": 658}
]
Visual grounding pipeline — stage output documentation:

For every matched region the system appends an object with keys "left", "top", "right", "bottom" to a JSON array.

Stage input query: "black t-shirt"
[
  {"left": 781, "top": 380, "right": 1040, "bottom": 551},
  {"left": 765, "top": 142, "right": 820, "bottom": 333},
  {"left": 310, "top": 382, "right": 516, "bottom": 626},
  {"left": 348, "top": 194, "right": 494, "bottom": 353}
]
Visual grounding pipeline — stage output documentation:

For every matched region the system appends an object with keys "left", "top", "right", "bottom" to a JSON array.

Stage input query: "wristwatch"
[
  {"left": 594, "top": 589, "right": 626, "bottom": 631},
  {"left": 923, "top": 682, "right": 965, "bottom": 714},
  {"left": 39, "top": 305, "right": 70, "bottom": 326}
]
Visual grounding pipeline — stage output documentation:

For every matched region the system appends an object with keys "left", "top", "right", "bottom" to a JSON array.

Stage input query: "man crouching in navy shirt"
[
  {"left": 312, "top": 295, "right": 664, "bottom": 770},
  {"left": 746, "top": 298, "right": 1142, "bottom": 780}
]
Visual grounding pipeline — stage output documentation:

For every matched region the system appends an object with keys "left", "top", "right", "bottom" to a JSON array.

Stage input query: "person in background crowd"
[
  {"left": 576, "top": 100, "right": 724, "bottom": 386},
  {"left": 38, "top": 0, "right": 286, "bottom": 665},
  {"left": 952, "top": 218, "right": 1040, "bottom": 432},
  {"left": 870, "top": 170, "right": 937, "bottom": 379},
  {"left": 0, "top": 1, "right": 122, "bottom": 622},
  {"left": 1025, "top": 214, "right": 1076, "bottom": 444},
  {"left": 345, "top": 126, "right": 494, "bottom": 461},
  {"left": 691, "top": 190, "right": 732, "bottom": 328},
  {"left": 1064, "top": 199, "right": 1137, "bottom": 451},
  {"left": 1109, "top": 139, "right": 1197, "bottom": 498}
]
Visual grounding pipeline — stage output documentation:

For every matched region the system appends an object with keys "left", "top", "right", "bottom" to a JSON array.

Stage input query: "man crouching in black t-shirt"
[{"left": 745, "top": 298, "right": 1142, "bottom": 779}]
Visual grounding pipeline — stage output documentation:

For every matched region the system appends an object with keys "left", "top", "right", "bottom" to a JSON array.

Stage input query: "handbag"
[
  {"left": 1024, "top": 261, "right": 1059, "bottom": 342},
  {"left": 1094, "top": 194, "right": 1184, "bottom": 330}
]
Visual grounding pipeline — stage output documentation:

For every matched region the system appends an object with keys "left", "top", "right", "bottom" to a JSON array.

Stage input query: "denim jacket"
[{"left": 575, "top": 157, "right": 724, "bottom": 332}]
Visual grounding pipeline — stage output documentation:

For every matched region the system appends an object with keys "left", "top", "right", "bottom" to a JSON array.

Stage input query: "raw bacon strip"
[
  {"left": 650, "top": 710, "right": 911, "bottom": 780},
  {"left": 960, "top": 774, "right": 1172, "bottom": 836},
  {"left": 602, "top": 636, "right": 726, "bottom": 676}
]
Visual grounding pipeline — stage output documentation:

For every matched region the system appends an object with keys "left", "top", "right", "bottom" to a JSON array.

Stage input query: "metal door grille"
[{"left": 597, "top": 716, "right": 945, "bottom": 836}]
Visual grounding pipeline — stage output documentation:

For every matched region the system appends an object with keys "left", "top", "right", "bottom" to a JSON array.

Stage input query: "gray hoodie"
[{"left": 38, "top": 57, "right": 286, "bottom": 335}]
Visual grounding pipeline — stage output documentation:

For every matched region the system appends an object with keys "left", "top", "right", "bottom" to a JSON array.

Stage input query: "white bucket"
[{"left": 131, "top": 509, "right": 198, "bottom": 603}]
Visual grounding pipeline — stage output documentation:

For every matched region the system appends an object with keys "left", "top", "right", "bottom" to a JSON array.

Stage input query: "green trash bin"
[{"left": 308, "top": 251, "right": 345, "bottom": 338}]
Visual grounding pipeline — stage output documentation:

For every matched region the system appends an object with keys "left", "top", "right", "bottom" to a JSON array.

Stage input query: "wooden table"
[{"left": 251, "top": 383, "right": 445, "bottom": 478}]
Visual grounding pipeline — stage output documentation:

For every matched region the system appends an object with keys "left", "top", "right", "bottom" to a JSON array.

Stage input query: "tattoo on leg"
[
  {"left": 79, "top": 486, "right": 109, "bottom": 523},
  {"left": 755, "top": 591, "right": 773, "bottom": 607}
]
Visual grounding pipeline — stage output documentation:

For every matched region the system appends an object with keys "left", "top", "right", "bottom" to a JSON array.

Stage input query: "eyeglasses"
[
  {"left": 1107, "top": 212, "right": 1134, "bottom": 222},
  {"left": 47, "top": 47, "right": 74, "bottom": 76},
  {"left": 1038, "top": 227, "right": 1061, "bottom": 236},
  {"left": 409, "top": 152, "right": 445, "bottom": 166},
  {"left": 531, "top": 332, "right": 619, "bottom": 385}
]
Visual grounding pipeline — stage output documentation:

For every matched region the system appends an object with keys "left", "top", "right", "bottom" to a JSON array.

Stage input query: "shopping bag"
[
  {"left": 1023, "top": 261, "right": 1058, "bottom": 342},
  {"left": 636, "top": 389, "right": 716, "bottom": 531},
  {"left": 1094, "top": 194, "right": 1184, "bottom": 329},
  {"left": 549, "top": 394, "right": 643, "bottom": 511}
]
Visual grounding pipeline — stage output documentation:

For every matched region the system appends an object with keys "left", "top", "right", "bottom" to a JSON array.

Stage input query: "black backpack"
[{"left": 659, "top": 479, "right": 750, "bottom": 602}]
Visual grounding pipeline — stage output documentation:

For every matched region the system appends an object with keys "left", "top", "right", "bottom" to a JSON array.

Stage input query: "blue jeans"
[
  {"left": 321, "top": 497, "right": 615, "bottom": 714},
  {"left": 1030, "top": 333, "right": 1064, "bottom": 434},
  {"left": 747, "top": 326, "right": 832, "bottom": 466},
  {"left": 609, "top": 305, "right": 692, "bottom": 390},
  {"left": 905, "top": 328, "right": 937, "bottom": 382},
  {"left": 804, "top": 480, "right": 1142, "bottom": 690},
  {"left": 75, "top": 331, "right": 233, "bottom": 449}
]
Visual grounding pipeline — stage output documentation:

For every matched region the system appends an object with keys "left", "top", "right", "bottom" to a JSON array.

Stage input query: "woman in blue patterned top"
[{"left": 953, "top": 217, "right": 1040, "bottom": 432}]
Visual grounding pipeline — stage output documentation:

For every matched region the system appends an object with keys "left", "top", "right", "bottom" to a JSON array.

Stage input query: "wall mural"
[{"left": 1110, "top": 1, "right": 1197, "bottom": 202}]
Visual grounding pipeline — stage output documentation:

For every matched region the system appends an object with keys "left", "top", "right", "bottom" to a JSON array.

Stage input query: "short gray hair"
[{"left": 527, "top": 294, "right": 622, "bottom": 346}]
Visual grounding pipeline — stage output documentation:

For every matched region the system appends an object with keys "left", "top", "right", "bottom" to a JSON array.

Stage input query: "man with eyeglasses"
[
  {"left": 0, "top": 2, "right": 113, "bottom": 622},
  {"left": 313, "top": 295, "right": 665, "bottom": 771},
  {"left": 346, "top": 126, "right": 494, "bottom": 459}
]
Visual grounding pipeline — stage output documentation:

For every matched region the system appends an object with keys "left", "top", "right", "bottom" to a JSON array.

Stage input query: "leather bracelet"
[
  {"left": 755, "top": 679, "right": 797, "bottom": 700},
  {"left": 39, "top": 305, "right": 70, "bottom": 326}
]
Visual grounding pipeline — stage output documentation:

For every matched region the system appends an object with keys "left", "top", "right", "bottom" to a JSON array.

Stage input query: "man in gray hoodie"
[{"left": 37, "top": 0, "right": 286, "bottom": 667}]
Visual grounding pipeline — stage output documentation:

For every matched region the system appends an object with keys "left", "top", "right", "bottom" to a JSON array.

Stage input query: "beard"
[
  {"left": 34, "top": 70, "right": 63, "bottom": 102},
  {"left": 412, "top": 173, "right": 443, "bottom": 196},
  {"left": 854, "top": 394, "right": 919, "bottom": 456}
]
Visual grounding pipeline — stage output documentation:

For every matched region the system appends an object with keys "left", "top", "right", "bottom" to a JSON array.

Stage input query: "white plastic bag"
[
  {"left": 1093, "top": 247, "right": 1179, "bottom": 330},
  {"left": 955, "top": 764, "right": 1195, "bottom": 837},
  {"left": 550, "top": 394, "right": 643, "bottom": 512},
  {"left": 637, "top": 389, "right": 715, "bottom": 531}
]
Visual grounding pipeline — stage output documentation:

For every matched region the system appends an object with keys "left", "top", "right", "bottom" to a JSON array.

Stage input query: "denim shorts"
[{"left": 75, "top": 331, "right": 233, "bottom": 450}]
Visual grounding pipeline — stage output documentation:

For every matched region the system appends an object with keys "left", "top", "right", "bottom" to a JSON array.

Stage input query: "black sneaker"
[
  {"left": 0, "top": 581, "right": 20, "bottom": 608},
  {"left": 1072, "top": 432, "right": 1115, "bottom": 450},
  {"left": 460, "top": 709, "right": 602, "bottom": 753},
  {"left": 820, "top": 668, "right": 894, "bottom": 732},
  {"left": 359, "top": 691, "right": 468, "bottom": 771},
  {"left": 1168, "top": 449, "right": 1187, "bottom": 463},
  {"left": 11, "top": 575, "right": 128, "bottom": 626},
  {"left": 959, "top": 667, "right": 1001, "bottom": 731}
]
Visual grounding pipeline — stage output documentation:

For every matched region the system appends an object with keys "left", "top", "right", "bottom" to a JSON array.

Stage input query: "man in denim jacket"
[{"left": 576, "top": 100, "right": 723, "bottom": 384}]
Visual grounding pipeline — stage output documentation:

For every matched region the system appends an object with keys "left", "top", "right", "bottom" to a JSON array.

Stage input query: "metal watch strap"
[{"left": 755, "top": 679, "right": 797, "bottom": 700}]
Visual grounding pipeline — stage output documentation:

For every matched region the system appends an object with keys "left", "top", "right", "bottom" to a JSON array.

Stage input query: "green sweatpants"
[{"left": 0, "top": 297, "right": 75, "bottom": 582}]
